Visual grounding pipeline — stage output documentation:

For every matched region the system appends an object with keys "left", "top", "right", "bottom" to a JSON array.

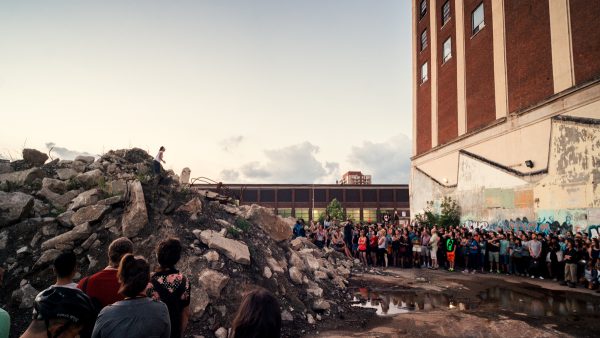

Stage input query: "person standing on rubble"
[{"left": 153, "top": 146, "right": 166, "bottom": 175}]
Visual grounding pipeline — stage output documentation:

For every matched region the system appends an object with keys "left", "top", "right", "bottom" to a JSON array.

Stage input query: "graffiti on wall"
[
  {"left": 462, "top": 218, "right": 599, "bottom": 238},
  {"left": 462, "top": 217, "right": 571, "bottom": 234}
]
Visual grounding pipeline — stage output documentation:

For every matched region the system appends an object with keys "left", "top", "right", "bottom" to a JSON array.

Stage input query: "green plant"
[
  {"left": 439, "top": 196, "right": 461, "bottom": 228},
  {"left": 227, "top": 227, "right": 241, "bottom": 238},
  {"left": 414, "top": 197, "right": 461, "bottom": 228},
  {"left": 325, "top": 198, "right": 344, "bottom": 222},
  {"left": 235, "top": 218, "right": 251, "bottom": 232},
  {"left": 134, "top": 173, "right": 150, "bottom": 184},
  {"left": 66, "top": 178, "right": 82, "bottom": 191},
  {"left": 97, "top": 177, "right": 107, "bottom": 192}
]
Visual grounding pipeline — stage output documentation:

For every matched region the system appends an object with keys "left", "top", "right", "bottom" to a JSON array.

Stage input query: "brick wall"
[
  {"left": 436, "top": 0, "right": 458, "bottom": 145},
  {"left": 464, "top": 0, "right": 496, "bottom": 132},
  {"left": 505, "top": 0, "right": 553, "bottom": 113},
  {"left": 416, "top": 0, "right": 432, "bottom": 155},
  {"left": 570, "top": 0, "right": 600, "bottom": 85}
]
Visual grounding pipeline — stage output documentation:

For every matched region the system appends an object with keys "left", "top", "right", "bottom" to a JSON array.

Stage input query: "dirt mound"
[{"left": 0, "top": 148, "right": 360, "bottom": 337}]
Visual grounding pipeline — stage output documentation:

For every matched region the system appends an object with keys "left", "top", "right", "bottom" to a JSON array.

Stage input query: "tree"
[
  {"left": 414, "top": 197, "right": 460, "bottom": 229},
  {"left": 324, "top": 198, "right": 344, "bottom": 222},
  {"left": 438, "top": 196, "right": 461, "bottom": 228}
]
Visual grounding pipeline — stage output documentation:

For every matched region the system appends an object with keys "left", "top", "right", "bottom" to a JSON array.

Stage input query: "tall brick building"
[{"left": 411, "top": 0, "right": 600, "bottom": 236}]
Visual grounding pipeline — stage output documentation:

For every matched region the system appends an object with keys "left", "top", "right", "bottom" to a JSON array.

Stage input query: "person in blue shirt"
[
  {"left": 468, "top": 234, "right": 480, "bottom": 274},
  {"left": 292, "top": 219, "right": 306, "bottom": 238}
]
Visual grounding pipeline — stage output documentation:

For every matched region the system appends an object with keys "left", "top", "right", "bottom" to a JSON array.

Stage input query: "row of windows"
[
  {"left": 276, "top": 208, "right": 409, "bottom": 221},
  {"left": 419, "top": 0, "right": 451, "bottom": 25},
  {"left": 240, "top": 189, "right": 409, "bottom": 203},
  {"left": 419, "top": 2, "right": 484, "bottom": 84}
]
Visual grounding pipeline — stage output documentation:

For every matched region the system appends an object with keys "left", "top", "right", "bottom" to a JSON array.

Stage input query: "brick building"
[
  {"left": 193, "top": 184, "right": 409, "bottom": 223},
  {"left": 340, "top": 171, "right": 372, "bottom": 185},
  {"left": 411, "top": 0, "right": 600, "bottom": 236}
]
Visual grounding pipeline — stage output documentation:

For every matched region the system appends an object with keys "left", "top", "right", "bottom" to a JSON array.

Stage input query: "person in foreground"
[
  {"left": 230, "top": 288, "right": 281, "bottom": 338},
  {"left": 147, "top": 237, "right": 191, "bottom": 338},
  {"left": 19, "top": 287, "right": 95, "bottom": 338},
  {"left": 91, "top": 254, "right": 170, "bottom": 338}
]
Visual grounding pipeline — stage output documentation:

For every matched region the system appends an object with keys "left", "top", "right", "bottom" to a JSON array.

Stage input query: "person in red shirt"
[
  {"left": 358, "top": 230, "right": 368, "bottom": 267},
  {"left": 78, "top": 237, "right": 134, "bottom": 308}
]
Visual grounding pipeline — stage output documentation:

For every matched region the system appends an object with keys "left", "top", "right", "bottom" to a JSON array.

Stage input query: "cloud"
[
  {"left": 225, "top": 142, "right": 339, "bottom": 183},
  {"left": 348, "top": 134, "right": 412, "bottom": 183},
  {"left": 220, "top": 169, "right": 240, "bottom": 182},
  {"left": 219, "top": 135, "right": 244, "bottom": 152},
  {"left": 240, "top": 161, "right": 271, "bottom": 178},
  {"left": 45, "top": 142, "right": 94, "bottom": 161}
]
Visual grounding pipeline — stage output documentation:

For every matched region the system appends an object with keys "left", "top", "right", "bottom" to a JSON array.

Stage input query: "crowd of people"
[
  {"left": 14, "top": 236, "right": 282, "bottom": 338},
  {"left": 293, "top": 217, "right": 600, "bottom": 290}
]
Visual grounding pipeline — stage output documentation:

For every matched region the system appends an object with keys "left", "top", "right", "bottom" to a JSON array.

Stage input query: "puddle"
[{"left": 351, "top": 286, "right": 600, "bottom": 317}]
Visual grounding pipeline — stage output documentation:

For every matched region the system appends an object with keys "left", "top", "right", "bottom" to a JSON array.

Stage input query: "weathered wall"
[{"left": 411, "top": 114, "right": 600, "bottom": 237}]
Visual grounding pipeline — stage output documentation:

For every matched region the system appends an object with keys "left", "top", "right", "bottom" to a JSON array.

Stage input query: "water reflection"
[{"left": 352, "top": 286, "right": 600, "bottom": 317}]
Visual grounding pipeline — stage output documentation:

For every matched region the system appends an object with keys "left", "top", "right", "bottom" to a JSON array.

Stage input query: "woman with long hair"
[
  {"left": 231, "top": 288, "right": 281, "bottom": 338},
  {"left": 147, "top": 237, "right": 191, "bottom": 338},
  {"left": 92, "top": 255, "right": 170, "bottom": 338}
]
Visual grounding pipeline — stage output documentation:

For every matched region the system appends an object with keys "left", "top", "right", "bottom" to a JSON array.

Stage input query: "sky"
[{"left": 0, "top": 0, "right": 413, "bottom": 184}]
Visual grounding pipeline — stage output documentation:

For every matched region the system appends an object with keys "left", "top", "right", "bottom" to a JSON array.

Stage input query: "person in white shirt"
[
  {"left": 153, "top": 146, "right": 166, "bottom": 175},
  {"left": 34, "top": 252, "right": 81, "bottom": 319}
]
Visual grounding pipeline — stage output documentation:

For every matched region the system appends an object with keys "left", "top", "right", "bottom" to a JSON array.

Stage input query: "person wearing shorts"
[
  {"left": 358, "top": 231, "right": 368, "bottom": 267},
  {"left": 446, "top": 233, "right": 457, "bottom": 272},
  {"left": 488, "top": 233, "right": 500, "bottom": 273}
]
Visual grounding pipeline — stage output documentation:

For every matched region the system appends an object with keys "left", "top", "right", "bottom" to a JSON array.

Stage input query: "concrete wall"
[{"left": 411, "top": 112, "right": 600, "bottom": 237}]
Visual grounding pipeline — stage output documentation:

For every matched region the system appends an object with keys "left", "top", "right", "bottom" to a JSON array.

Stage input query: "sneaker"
[
  {"left": 490, "top": 269, "right": 493, "bottom": 273},
  {"left": 462, "top": 270, "right": 468, "bottom": 274},
  {"left": 539, "top": 276, "right": 544, "bottom": 280},
  {"left": 531, "top": 275, "right": 535, "bottom": 279},
  {"left": 471, "top": 271, "right": 476, "bottom": 274},
  {"left": 496, "top": 270, "right": 501, "bottom": 274},
  {"left": 553, "top": 278, "right": 558, "bottom": 282}
]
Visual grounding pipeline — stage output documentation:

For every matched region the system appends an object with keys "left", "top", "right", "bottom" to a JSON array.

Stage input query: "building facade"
[
  {"left": 340, "top": 171, "right": 372, "bottom": 185},
  {"left": 193, "top": 184, "right": 410, "bottom": 223},
  {"left": 411, "top": 0, "right": 600, "bottom": 236}
]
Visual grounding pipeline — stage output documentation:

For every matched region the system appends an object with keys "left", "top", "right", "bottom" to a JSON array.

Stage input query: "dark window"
[
  {"left": 242, "top": 189, "right": 258, "bottom": 202},
  {"left": 346, "top": 189, "right": 360, "bottom": 202},
  {"left": 379, "top": 189, "right": 394, "bottom": 202},
  {"left": 395, "top": 189, "right": 409, "bottom": 202},
  {"left": 442, "top": 1, "right": 451, "bottom": 25},
  {"left": 472, "top": 3, "right": 484, "bottom": 35},
  {"left": 278, "top": 189, "right": 292, "bottom": 202},
  {"left": 314, "top": 189, "right": 326, "bottom": 202},
  {"left": 295, "top": 189, "right": 309, "bottom": 202},
  {"left": 420, "top": 29, "right": 428, "bottom": 51},
  {"left": 329, "top": 189, "right": 343, "bottom": 202},
  {"left": 363, "top": 189, "right": 377, "bottom": 202},
  {"left": 260, "top": 189, "right": 275, "bottom": 202},
  {"left": 420, "top": 0, "right": 427, "bottom": 19}
]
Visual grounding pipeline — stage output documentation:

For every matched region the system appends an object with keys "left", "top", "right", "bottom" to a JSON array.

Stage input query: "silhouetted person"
[{"left": 231, "top": 288, "right": 281, "bottom": 338}]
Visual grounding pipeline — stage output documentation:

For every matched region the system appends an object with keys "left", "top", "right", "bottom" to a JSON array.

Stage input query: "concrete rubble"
[{"left": 0, "top": 147, "right": 356, "bottom": 338}]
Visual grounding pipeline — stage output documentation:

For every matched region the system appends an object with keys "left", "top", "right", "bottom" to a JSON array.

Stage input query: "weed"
[{"left": 235, "top": 218, "right": 251, "bottom": 232}]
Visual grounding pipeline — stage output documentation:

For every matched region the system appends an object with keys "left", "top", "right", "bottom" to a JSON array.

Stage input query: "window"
[
  {"left": 472, "top": 3, "right": 485, "bottom": 35},
  {"left": 420, "top": 29, "right": 428, "bottom": 51},
  {"left": 294, "top": 208, "right": 309, "bottom": 221},
  {"left": 277, "top": 208, "right": 292, "bottom": 218},
  {"left": 443, "top": 37, "right": 452, "bottom": 63},
  {"left": 312, "top": 208, "right": 325, "bottom": 221},
  {"left": 346, "top": 208, "right": 360, "bottom": 222},
  {"left": 420, "top": 0, "right": 427, "bottom": 19},
  {"left": 442, "top": 1, "right": 451, "bottom": 25},
  {"left": 421, "top": 62, "right": 428, "bottom": 83},
  {"left": 363, "top": 209, "right": 377, "bottom": 223}
]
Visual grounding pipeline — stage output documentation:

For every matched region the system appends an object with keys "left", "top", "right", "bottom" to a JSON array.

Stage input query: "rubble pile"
[{"left": 0, "top": 148, "right": 357, "bottom": 337}]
